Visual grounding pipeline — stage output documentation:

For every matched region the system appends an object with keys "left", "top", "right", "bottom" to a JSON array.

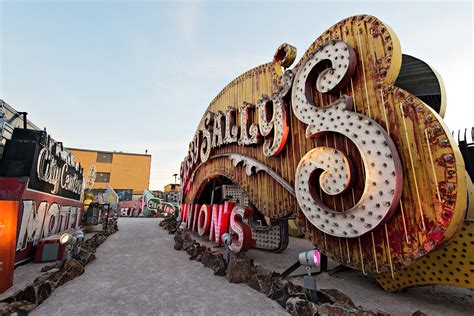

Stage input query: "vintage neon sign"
[
  {"left": 0, "top": 129, "right": 84, "bottom": 265},
  {"left": 36, "top": 143, "right": 83, "bottom": 196},
  {"left": 180, "top": 15, "right": 472, "bottom": 290}
]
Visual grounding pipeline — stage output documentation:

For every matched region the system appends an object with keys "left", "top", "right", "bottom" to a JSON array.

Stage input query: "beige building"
[
  {"left": 164, "top": 183, "right": 181, "bottom": 193},
  {"left": 69, "top": 148, "right": 151, "bottom": 195}
]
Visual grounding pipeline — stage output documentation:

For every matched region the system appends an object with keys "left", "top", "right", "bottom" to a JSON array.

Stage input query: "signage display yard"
[{"left": 180, "top": 15, "right": 473, "bottom": 291}]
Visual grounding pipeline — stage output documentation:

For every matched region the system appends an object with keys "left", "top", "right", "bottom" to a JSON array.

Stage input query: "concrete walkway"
[{"left": 33, "top": 218, "right": 287, "bottom": 316}]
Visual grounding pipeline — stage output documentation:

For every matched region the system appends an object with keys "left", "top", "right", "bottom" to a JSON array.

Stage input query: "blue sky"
[{"left": 1, "top": 0, "right": 472, "bottom": 190}]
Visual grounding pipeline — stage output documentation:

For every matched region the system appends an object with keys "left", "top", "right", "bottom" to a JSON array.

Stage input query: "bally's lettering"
[{"left": 180, "top": 95, "right": 288, "bottom": 188}]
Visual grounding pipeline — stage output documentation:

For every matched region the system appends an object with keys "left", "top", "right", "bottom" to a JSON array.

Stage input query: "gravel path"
[{"left": 32, "top": 218, "right": 287, "bottom": 316}]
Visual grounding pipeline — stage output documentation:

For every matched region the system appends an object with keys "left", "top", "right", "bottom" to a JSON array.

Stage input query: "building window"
[
  {"left": 96, "top": 172, "right": 110, "bottom": 183},
  {"left": 97, "top": 152, "right": 113, "bottom": 163}
]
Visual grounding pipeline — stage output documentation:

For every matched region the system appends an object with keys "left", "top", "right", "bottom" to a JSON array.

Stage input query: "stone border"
[
  {"left": 159, "top": 217, "right": 394, "bottom": 316},
  {"left": 0, "top": 220, "right": 119, "bottom": 315}
]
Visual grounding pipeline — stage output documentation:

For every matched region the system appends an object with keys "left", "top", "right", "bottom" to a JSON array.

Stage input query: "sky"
[{"left": 1, "top": 0, "right": 472, "bottom": 190}]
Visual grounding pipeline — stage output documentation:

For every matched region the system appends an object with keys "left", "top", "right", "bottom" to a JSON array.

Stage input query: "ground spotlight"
[
  {"left": 298, "top": 249, "right": 321, "bottom": 267},
  {"left": 59, "top": 232, "right": 75, "bottom": 246}
]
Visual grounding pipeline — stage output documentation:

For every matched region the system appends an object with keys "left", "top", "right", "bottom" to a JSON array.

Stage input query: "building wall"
[
  {"left": 69, "top": 148, "right": 151, "bottom": 195},
  {"left": 164, "top": 183, "right": 181, "bottom": 193}
]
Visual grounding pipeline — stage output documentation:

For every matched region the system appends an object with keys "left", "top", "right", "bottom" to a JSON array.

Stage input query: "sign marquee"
[
  {"left": 0, "top": 129, "right": 84, "bottom": 265},
  {"left": 0, "top": 129, "right": 84, "bottom": 200},
  {"left": 37, "top": 147, "right": 83, "bottom": 196},
  {"left": 179, "top": 14, "right": 473, "bottom": 290}
]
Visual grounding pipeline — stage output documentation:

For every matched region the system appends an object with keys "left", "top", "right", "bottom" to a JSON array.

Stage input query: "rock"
[
  {"left": 314, "top": 290, "right": 334, "bottom": 304},
  {"left": 182, "top": 233, "right": 195, "bottom": 251},
  {"left": 271, "top": 283, "right": 292, "bottom": 307},
  {"left": 8, "top": 300, "right": 36, "bottom": 314},
  {"left": 174, "top": 241, "right": 183, "bottom": 250},
  {"left": 160, "top": 217, "right": 177, "bottom": 231},
  {"left": 83, "top": 232, "right": 108, "bottom": 251},
  {"left": 23, "top": 282, "right": 51, "bottom": 305},
  {"left": 287, "top": 281, "right": 307, "bottom": 298},
  {"left": 254, "top": 265, "right": 269, "bottom": 274},
  {"left": 202, "top": 252, "right": 226, "bottom": 276},
  {"left": 186, "top": 242, "right": 200, "bottom": 256},
  {"left": 226, "top": 253, "right": 255, "bottom": 283},
  {"left": 102, "top": 218, "right": 119, "bottom": 236},
  {"left": 189, "top": 245, "right": 207, "bottom": 260},
  {"left": 312, "top": 303, "right": 390, "bottom": 316},
  {"left": 313, "top": 302, "right": 360, "bottom": 316},
  {"left": 48, "top": 259, "right": 84, "bottom": 288},
  {"left": 196, "top": 247, "right": 209, "bottom": 262},
  {"left": 0, "top": 302, "right": 10, "bottom": 316},
  {"left": 246, "top": 274, "right": 261, "bottom": 292},
  {"left": 286, "top": 297, "right": 314, "bottom": 316},
  {"left": 1, "top": 289, "right": 23, "bottom": 304},
  {"left": 76, "top": 248, "right": 95, "bottom": 266},
  {"left": 412, "top": 312, "right": 427, "bottom": 316},
  {"left": 319, "top": 288, "right": 357, "bottom": 308},
  {"left": 270, "top": 281, "right": 307, "bottom": 308},
  {"left": 248, "top": 271, "right": 282, "bottom": 295},
  {"left": 173, "top": 231, "right": 184, "bottom": 250},
  {"left": 88, "top": 253, "right": 97, "bottom": 263}
]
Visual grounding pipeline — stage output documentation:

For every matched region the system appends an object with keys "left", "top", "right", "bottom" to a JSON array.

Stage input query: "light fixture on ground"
[
  {"left": 59, "top": 229, "right": 85, "bottom": 259},
  {"left": 221, "top": 233, "right": 233, "bottom": 264},
  {"left": 299, "top": 249, "right": 321, "bottom": 303}
]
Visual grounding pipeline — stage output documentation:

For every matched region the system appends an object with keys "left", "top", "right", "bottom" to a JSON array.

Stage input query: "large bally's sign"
[{"left": 180, "top": 15, "right": 473, "bottom": 291}]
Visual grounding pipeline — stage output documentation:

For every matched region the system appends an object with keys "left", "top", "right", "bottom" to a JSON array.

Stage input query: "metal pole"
[
  {"left": 209, "top": 178, "right": 216, "bottom": 207},
  {"left": 280, "top": 261, "right": 302, "bottom": 279},
  {"left": 18, "top": 112, "right": 28, "bottom": 129}
]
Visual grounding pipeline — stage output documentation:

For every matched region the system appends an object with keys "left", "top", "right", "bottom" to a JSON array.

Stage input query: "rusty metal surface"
[{"left": 376, "top": 220, "right": 474, "bottom": 291}]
